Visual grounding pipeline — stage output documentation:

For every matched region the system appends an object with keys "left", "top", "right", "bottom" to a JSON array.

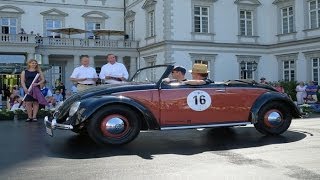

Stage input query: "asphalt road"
[{"left": 0, "top": 117, "right": 319, "bottom": 180}]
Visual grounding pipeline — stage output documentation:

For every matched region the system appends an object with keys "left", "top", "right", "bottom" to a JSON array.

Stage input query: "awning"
[{"left": 0, "top": 63, "right": 52, "bottom": 74}]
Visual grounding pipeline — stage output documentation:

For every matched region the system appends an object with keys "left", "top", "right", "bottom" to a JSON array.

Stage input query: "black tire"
[
  {"left": 254, "top": 102, "right": 292, "bottom": 135},
  {"left": 72, "top": 127, "right": 89, "bottom": 136},
  {"left": 87, "top": 105, "right": 141, "bottom": 145}
]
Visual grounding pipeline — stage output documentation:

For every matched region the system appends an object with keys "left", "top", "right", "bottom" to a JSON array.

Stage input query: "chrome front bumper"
[{"left": 44, "top": 116, "right": 73, "bottom": 136}]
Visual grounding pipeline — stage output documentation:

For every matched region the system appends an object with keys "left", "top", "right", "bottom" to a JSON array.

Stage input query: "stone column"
[
  {"left": 130, "top": 57, "right": 137, "bottom": 77},
  {"left": 89, "top": 56, "right": 95, "bottom": 67},
  {"left": 27, "top": 53, "right": 34, "bottom": 60},
  {"left": 117, "top": 56, "right": 123, "bottom": 64},
  {"left": 73, "top": 55, "right": 80, "bottom": 68},
  {"left": 42, "top": 54, "right": 49, "bottom": 64}
]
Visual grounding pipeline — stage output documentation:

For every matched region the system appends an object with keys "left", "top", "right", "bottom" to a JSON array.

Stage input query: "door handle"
[{"left": 215, "top": 89, "right": 225, "bottom": 92}]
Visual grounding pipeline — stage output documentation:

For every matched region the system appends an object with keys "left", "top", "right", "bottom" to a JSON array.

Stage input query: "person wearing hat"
[
  {"left": 183, "top": 64, "right": 213, "bottom": 85},
  {"left": 260, "top": 77, "right": 267, "bottom": 84}
]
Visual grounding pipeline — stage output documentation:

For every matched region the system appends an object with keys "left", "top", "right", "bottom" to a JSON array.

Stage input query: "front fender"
[
  {"left": 250, "top": 92, "right": 301, "bottom": 123},
  {"left": 72, "top": 95, "right": 160, "bottom": 129}
]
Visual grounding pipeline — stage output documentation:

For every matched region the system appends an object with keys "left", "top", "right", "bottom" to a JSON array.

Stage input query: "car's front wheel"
[
  {"left": 254, "top": 102, "right": 292, "bottom": 135},
  {"left": 87, "top": 105, "right": 141, "bottom": 145}
]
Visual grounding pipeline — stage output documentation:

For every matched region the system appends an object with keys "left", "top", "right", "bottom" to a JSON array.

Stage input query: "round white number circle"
[{"left": 187, "top": 90, "right": 211, "bottom": 111}]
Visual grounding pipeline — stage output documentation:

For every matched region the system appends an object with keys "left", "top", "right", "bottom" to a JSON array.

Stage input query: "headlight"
[{"left": 69, "top": 101, "right": 81, "bottom": 116}]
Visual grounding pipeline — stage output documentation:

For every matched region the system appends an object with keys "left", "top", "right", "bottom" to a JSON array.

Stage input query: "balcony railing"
[
  {"left": 0, "top": 34, "right": 139, "bottom": 48},
  {"left": 0, "top": 34, "right": 36, "bottom": 44},
  {"left": 37, "top": 37, "right": 139, "bottom": 48}
]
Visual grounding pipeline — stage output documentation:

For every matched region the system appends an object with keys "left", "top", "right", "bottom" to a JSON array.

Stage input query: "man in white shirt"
[
  {"left": 99, "top": 54, "right": 129, "bottom": 84},
  {"left": 70, "top": 55, "right": 98, "bottom": 92}
]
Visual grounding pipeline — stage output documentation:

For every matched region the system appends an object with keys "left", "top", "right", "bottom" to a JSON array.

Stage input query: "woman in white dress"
[{"left": 296, "top": 82, "right": 307, "bottom": 105}]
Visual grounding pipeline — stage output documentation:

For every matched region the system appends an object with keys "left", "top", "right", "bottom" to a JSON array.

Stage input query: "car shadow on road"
[{"left": 46, "top": 126, "right": 307, "bottom": 160}]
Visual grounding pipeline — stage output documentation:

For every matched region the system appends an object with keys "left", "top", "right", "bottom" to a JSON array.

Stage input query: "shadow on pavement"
[
  {"left": 0, "top": 120, "right": 308, "bottom": 172},
  {"left": 46, "top": 126, "right": 307, "bottom": 160}
]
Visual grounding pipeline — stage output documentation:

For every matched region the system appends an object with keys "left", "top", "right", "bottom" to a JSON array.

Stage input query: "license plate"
[
  {"left": 44, "top": 116, "right": 53, "bottom": 137},
  {"left": 46, "top": 126, "right": 53, "bottom": 136}
]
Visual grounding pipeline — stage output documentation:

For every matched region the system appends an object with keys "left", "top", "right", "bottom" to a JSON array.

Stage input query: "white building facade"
[
  {"left": 126, "top": 0, "right": 320, "bottom": 82},
  {"left": 0, "top": 0, "right": 138, "bottom": 90},
  {"left": 0, "top": 0, "right": 320, "bottom": 91}
]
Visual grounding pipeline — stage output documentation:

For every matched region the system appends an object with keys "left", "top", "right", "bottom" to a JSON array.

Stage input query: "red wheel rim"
[
  {"left": 100, "top": 114, "right": 130, "bottom": 138},
  {"left": 263, "top": 109, "right": 283, "bottom": 128}
]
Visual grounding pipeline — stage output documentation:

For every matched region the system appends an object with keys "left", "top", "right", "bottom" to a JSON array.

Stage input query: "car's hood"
[
  {"left": 77, "top": 82, "right": 157, "bottom": 99},
  {"left": 55, "top": 82, "right": 157, "bottom": 120}
]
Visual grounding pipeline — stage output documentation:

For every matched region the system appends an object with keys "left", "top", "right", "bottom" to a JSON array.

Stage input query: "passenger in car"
[{"left": 183, "top": 64, "right": 213, "bottom": 85}]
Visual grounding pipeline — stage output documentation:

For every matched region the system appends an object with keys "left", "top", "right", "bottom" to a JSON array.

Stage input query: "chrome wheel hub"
[
  {"left": 104, "top": 117, "right": 125, "bottom": 134},
  {"left": 267, "top": 111, "right": 282, "bottom": 126}
]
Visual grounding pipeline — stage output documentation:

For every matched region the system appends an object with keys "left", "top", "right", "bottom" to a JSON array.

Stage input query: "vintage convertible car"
[{"left": 44, "top": 65, "right": 301, "bottom": 145}]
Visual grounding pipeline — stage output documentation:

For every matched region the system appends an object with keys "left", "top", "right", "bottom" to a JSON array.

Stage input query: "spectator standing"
[
  {"left": 20, "top": 59, "right": 45, "bottom": 122},
  {"left": 39, "top": 80, "right": 53, "bottom": 109},
  {"left": 56, "top": 82, "right": 66, "bottom": 100},
  {"left": 260, "top": 77, "right": 268, "bottom": 84},
  {"left": 70, "top": 55, "right": 98, "bottom": 92},
  {"left": 296, "top": 82, "right": 307, "bottom": 105},
  {"left": 274, "top": 82, "right": 285, "bottom": 93},
  {"left": 305, "top": 81, "right": 318, "bottom": 102},
  {"left": 99, "top": 54, "right": 129, "bottom": 84},
  {"left": 53, "top": 89, "right": 63, "bottom": 103},
  {"left": 19, "top": 85, "right": 25, "bottom": 97}
]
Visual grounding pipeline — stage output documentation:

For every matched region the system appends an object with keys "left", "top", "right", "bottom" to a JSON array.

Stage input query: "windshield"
[{"left": 131, "top": 65, "right": 170, "bottom": 83}]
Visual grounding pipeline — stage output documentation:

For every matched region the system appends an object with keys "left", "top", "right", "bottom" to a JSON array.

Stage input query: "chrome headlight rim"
[{"left": 69, "top": 101, "right": 81, "bottom": 117}]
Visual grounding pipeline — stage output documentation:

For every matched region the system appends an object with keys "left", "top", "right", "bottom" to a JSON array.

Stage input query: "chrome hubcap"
[
  {"left": 104, "top": 117, "right": 125, "bottom": 135},
  {"left": 267, "top": 111, "right": 282, "bottom": 126}
]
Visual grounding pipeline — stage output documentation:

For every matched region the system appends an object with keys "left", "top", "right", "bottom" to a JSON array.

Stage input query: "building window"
[
  {"left": 0, "top": 17, "right": 17, "bottom": 34},
  {"left": 86, "top": 22, "right": 101, "bottom": 39},
  {"left": 312, "top": 58, "right": 320, "bottom": 82},
  {"left": 194, "top": 6, "right": 209, "bottom": 33},
  {"left": 240, "top": 61, "right": 257, "bottom": 79},
  {"left": 281, "top": 6, "right": 294, "bottom": 34},
  {"left": 309, "top": 0, "right": 320, "bottom": 29},
  {"left": 45, "top": 65, "right": 64, "bottom": 89},
  {"left": 148, "top": 11, "right": 155, "bottom": 37},
  {"left": 283, "top": 60, "right": 295, "bottom": 81},
  {"left": 240, "top": 10, "right": 253, "bottom": 36},
  {"left": 125, "top": 10, "right": 136, "bottom": 40},
  {"left": 45, "top": 19, "right": 61, "bottom": 37},
  {"left": 128, "top": 20, "right": 134, "bottom": 40}
]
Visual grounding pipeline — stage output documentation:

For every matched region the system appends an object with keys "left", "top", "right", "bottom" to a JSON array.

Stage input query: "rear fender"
[
  {"left": 250, "top": 92, "right": 301, "bottom": 123},
  {"left": 73, "top": 96, "right": 159, "bottom": 130}
]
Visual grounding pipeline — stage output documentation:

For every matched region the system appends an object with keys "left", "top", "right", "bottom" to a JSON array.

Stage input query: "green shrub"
[
  {"left": 268, "top": 81, "right": 297, "bottom": 101},
  {"left": 0, "top": 110, "right": 14, "bottom": 120},
  {"left": 279, "top": 81, "right": 298, "bottom": 101},
  {"left": 0, "top": 109, "right": 53, "bottom": 120}
]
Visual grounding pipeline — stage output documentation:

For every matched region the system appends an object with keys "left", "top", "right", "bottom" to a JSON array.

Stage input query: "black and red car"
[{"left": 44, "top": 65, "right": 301, "bottom": 145}]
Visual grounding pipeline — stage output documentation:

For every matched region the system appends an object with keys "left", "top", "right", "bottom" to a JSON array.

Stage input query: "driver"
[
  {"left": 171, "top": 66, "right": 187, "bottom": 82},
  {"left": 162, "top": 66, "right": 187, "bottom": 83},
  {"left": 183, "top": 64, "right": 213, "bottom": 85}
]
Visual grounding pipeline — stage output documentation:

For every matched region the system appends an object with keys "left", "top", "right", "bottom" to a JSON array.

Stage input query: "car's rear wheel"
[
  {"left": 87, "top": 105, "right": 141, "bottom": 145},
  {"left": 254, "top": 102, "right": 292, "bottom": 135}
]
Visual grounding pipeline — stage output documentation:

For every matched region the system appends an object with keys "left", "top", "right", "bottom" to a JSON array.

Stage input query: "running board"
[{"left": 160, "top": 122, "right": 251, "bottom": 130}]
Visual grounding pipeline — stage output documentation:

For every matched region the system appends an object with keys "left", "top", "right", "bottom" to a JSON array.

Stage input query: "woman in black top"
[{"left": 20, "top": 59, "right": 45, "bottom": 122}]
